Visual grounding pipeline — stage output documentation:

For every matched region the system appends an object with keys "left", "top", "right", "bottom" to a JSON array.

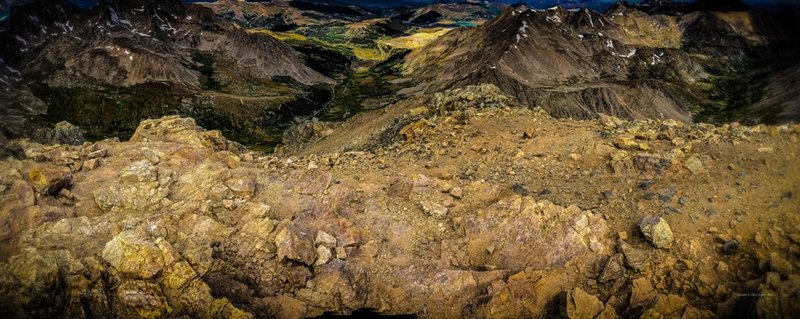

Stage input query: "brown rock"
[
  {"left": 599, "top": 254, "right": 626, "bottom": 283},
  {"left": 640, "top": 294, "right": 688, "bottom": 319},
  {"left": 420, "top": 199, "right": 448, "bottom": 219},
  {"left": 449, "top": 186, "right": 463, "bottom": 199},
  {"left": 225, "top": 176, "right": 256, "bottom": 198},
  {"left": 634, "top": 153, "right": 672, "bottom": 174},
  {"left": 315, "top": 246, "right": 332, "bottom": 266},
  {"left": 566, "top": 287, "right": 604, "bottom": 319},
  {"left": 101, "top": 231, "right": 166, "bottom": 279},
  {"left": 639, "top": 215, "right": 674, "bottom": 249},
  {"left": 113, "top": 280, "right": 172, "bottom": 319},
  {"left": 28, "top": 165, "right": 72, "bottom": 195},
  {"left": 315, "top": 231, "right": 337, "bottom": 248},
  {"left": 275, "top": 225, "right": 316, "bottom": 266},
  {"left": 617, "top": 240, "right": 648, "bottom": 272},
  {"left": 83, "top": 158, "right": 101, "bottom": 171},
  {"left": 630, "top": 277, "right": 657, "bottom": 309}
]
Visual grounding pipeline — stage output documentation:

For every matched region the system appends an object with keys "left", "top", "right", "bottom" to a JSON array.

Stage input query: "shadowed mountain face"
[
  {"left": 0, "top": 0, "right": 335, "bottom": 147},
  {"left": 403, "top": 2, "right": 800, "bottom": 123}
]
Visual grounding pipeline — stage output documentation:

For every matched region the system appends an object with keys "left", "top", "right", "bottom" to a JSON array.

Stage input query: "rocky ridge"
[
  {"left": 402, "top": 4, "right": 800, "bottom": 124},
  {"left": 1, "top": 86, "right": 798, "bottom": 318}
]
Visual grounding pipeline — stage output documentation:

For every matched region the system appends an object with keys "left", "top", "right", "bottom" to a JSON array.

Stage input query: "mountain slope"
[
  {"left": 404, "top": 6, "right": 697, "bottom": 122},
  {"left": 403, "top": 4, "right": 800, "bottom": 123},
  {"left": 0, "top": 0, "right": 334, "bottom": 146}
]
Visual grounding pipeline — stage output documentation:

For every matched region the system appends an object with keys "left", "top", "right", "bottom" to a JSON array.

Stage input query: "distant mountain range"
[{"left": 1, "top": 0, "right": 799, "bottom": 147}]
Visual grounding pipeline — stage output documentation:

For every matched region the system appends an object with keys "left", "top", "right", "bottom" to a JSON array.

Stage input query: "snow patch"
[
  {"left": 5, "top": 65, "right": 21, "bottom": 75},
  {"left": 14, "top": 35, "right": 28, "bottom": 46},
  {"left": 109, "top": 8, "right": 133, "bottom": 29},
  {"left": 621, "top": 48, "right": 636, "bottom": 58}
]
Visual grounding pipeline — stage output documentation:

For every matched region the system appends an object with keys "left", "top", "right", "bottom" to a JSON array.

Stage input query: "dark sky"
[{"left": 2, "top": 0, "right": 799, "bottom": 21}]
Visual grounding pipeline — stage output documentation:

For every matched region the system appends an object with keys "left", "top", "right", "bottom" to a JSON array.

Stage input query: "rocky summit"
[
  {"left": 1, "top": 0, "right": 799, "bottom": 318},
  {"left": 0, "top": 85, "right": 799, "bottom": 318}
]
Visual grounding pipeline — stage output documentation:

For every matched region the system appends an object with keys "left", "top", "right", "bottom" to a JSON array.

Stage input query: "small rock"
[
  {"left": 716, "top": 261, "right": 730, "bottom": 273},
  {"left": 599, "top": 254, "right": 626, "bottom": 283},
  {"left": 28, "top": 165, "right": 72, "bottom": 195},
  {"left": 335, "top": 247, "right": 347, "bottom": 260},
  {"left": 630, "top": 277, "right": 657, "bottom": 309},
  {"left": 511, "top": 183, "right": 530, "bottom": 196},
  {"left": 314, "top": 246, "right": 332, "bottom": 266},
  {"left": 617, "top": 231, "right": 628, "bottom": 241},
  {"left": 449, "top": 187, "right": 463, "bottom": 199},
  {"left": 87, "top": 149, "right": 108, "bottom": 159},
  {"left": 420, "top": 200, "right": 448, "bottom": 219},
  {"left": 275, "top": 226, "right": 316, "bottom": 266},
  {"left": 101, "top": 231, "right": 165, "bottom": 279},
  {"left": 225, "top": 176, "right": 256, "bottom": 198},
  {"left": 615, "top": 135, "right": 648, "bottom": 151},
  {"left": 315, "top": 231, "right": 337, "bottom": 248},
  {"left": 633, "top": 154, "right": 672, "bottom": 174},
  {"left": 602, "top": 190, "right": 613, "bottom": 200},
  {"left": 683, "top": 155, "right": 705, "bottom": 175},
  {"left": 617, "top": 240, "right": 648, "bottom": 272},
  {"left": 754, "top": 232, "right": 764, "bottom": 245},
  {"left": 721, "top": 240, "right": 739, "bottom": 255},
  {"left": 83, "top": 158, "right": 101, "bottom": 171},
  {"left": 638, "top": 180, "right": 654, "bottom": 190},
  {"left": 566, "top": 287, "right": 604, "bottom": 319},
  {"left": 769, "top": 253, "right": 792, "bottom": 278},
  {"left": 638, "top": 215, "right": 674, "bottom": 249}
]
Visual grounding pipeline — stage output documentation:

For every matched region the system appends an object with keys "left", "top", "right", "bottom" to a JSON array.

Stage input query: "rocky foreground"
[{"left": 0, "top": 89, "right": 799, "bottom": 318}]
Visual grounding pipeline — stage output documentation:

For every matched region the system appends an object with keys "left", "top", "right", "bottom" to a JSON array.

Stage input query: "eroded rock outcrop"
[{"left": 0, "top": 108, "right": 798, "bottom": 318}]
